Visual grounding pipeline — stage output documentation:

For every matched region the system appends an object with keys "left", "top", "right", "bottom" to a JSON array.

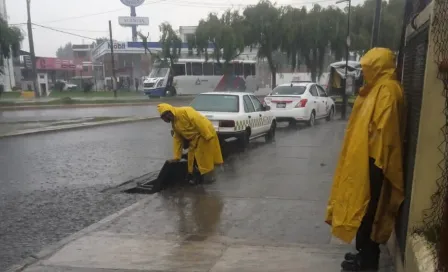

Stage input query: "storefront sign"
[
  {"left": 36, "top": 57, "right": 81, "bottom": 71},
  {"left": 107, "top": 42, "right": 127, "bottom": 50},
  {"left": 120, "top": 0, "right": 145, "bottom": 7},
  {"left": 118, "top": 16, "right": 149, "bottom": 26}
]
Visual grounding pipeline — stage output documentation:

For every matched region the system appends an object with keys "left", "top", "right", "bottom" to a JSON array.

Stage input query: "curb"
[
  {"left": 0, "top": 99, "right": 194, "bottom": 111},
  {"left": 0, "top": 116, "right": 159, "bottom": 138},
  {"left": 0, "top": 102, "right": 157, "bottom": 111},
  {"left": 5, "top": 197, "right": 154, "bottom": 272}
]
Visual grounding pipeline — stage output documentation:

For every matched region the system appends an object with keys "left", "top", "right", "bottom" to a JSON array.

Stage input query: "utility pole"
[
  {"left": 336, "top": 0, "right": 351, "bottom": 120},
  {"left": 108, "top": 20, "right": 117, "bottom": 98},
  {"left": 26, "top": 0, "right": 39, "bottom": 98},
  {"left": 130, "top": 6, "right": 137, "bottom": 42},
  {"left": 371, "top": 0, "right": 382, "bottom": 48}
]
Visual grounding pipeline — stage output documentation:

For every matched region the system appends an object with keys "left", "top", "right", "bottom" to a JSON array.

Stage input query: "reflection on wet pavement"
[
  {"left": 0, "top": 121, "right": 173, "bottom": 270},
  {"left": 2, "top": 118, "right": 364, "bottom": 271},
  {"left": 98, "top": 120, "right": 346, "bottom": 246}
]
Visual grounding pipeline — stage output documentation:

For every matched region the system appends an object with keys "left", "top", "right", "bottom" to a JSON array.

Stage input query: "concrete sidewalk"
[{"left": 16, "top": 120, "right": 394, "bottom": 272}]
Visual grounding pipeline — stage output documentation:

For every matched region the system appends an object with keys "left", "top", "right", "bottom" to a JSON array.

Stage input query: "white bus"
[{"left": 143, "top": 58, "right": 259, "bottom": 96}]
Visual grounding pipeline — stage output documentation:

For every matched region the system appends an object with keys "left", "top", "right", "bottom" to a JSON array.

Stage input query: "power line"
[
  {"left": 158, "top": 0, "right": 336, "bottom": 8},
  {"left": 39, "top": 26, "right": 108, "bottom": 33},
  {"left": 31, "top": 23, "right": 97, "bottom": 41},
  {"left": 10, "top": 0, "right": 335, "bottom": 25},
  {"left": 9, "top": 0, "right": 167, "bottom": 25}
]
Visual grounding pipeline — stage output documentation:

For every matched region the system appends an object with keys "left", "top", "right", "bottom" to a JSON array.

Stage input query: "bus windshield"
[{"left": 149, "top": 68, "right": 169, "bottom": 78}]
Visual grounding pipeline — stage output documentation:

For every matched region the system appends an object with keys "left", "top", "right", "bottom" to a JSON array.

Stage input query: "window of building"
[
  {"left": 77, "top": 51, "right": 87, "bottom": 58},
  {"left": 83, "top": 66, "right": 89, "bottom": 72}
]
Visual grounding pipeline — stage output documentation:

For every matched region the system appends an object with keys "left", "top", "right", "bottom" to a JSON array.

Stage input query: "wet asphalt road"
[
  {"left": 0, "top": 121, "right": 176, "bottom": 271},
  {"left": 0, "top": 117, "right": 344, "bottom": 271},
  {"left": 0, "top": 103, "right": 186, "bottom": 123}
]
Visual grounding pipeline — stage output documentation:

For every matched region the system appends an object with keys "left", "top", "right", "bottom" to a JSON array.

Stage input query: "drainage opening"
[{"left": 106, "top": 160, "right": 190, "bottom": 195}]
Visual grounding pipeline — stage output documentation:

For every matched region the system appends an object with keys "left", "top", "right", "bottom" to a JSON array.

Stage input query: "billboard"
[
  {"left": 119, "top": 16, "right": 149, "bottom": 26},
  {"left": 36, "top": 57, "right": 81, "bottom": 71}
]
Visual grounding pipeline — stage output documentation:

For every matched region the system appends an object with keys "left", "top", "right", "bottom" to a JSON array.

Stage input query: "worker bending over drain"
[{"left": 158, "top": 103, "right": 224, "bottom": 184}]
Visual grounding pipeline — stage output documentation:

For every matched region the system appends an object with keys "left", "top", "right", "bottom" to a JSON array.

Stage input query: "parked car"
[
  {"left": 264, "top": 82, "right": 335, "bottom": 126},
  {"left": 190, "top": 92, "right": 276, "bottom": 149}
]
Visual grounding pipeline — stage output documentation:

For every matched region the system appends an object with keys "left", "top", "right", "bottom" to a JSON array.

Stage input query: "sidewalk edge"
[
  {"left": 5, "top": 197, "right": 153, "bottom": 272},
  {"left": 0, "top": 116, "right": 159, "bottom": 138}
]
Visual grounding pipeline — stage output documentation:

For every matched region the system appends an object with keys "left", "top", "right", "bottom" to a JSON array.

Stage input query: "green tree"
[
  {"left": 0, "top": 18, "right": 23, "bottom": 75},
  {"left": 192, "top": 10, "right": 246, "bottom": 72},
  {"left": 349, "top": 0, "right": 405, "bottom": 55},
  {"left": 379, "top": 0, "right": 405, "bottom": 50},
  {"left": 243, "top": 0, "right": 282, "bottom": 88},
  {"left": 56, "top": 42, "right": 73, "bottom": 59},
  {"left": 280, "top": 6, "right": 307, "bottom": 72},
  {"left": 94, "top": 37, "right": 109, "bottom": 47},
  {"left": 296, "top": 5, "right": 344, "bottom": 82},
  {"left": 158, "top": 22, "right": 182, "bottom": 75}
]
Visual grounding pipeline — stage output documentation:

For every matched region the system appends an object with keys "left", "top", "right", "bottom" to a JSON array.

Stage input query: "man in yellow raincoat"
[
  {"left": 326, "top": 48, "right": 405, "bottom": 271},
  {"left": 157, "top": 103, "right": 224, "bottom": 183}
]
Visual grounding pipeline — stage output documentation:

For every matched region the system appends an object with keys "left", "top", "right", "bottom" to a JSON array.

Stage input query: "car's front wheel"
[
  {"left": 265, "top": 121, "right": 276, "bottom": 143},
  {"left": 326, "top": 106, "right": 334, "bottom": 121}
]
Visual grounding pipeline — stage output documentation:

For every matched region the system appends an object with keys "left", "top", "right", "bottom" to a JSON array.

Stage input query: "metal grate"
[
  {"left": 414, "top": 0, "right": 448, "bottom": 270},
  {"left": 396, "top": 25, "right": 429, "bottom": 258}
]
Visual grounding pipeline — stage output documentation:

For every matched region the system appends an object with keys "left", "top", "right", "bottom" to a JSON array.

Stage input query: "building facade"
[
  {"left": 388, "top": 1, "right": 448, "bottom": 271},
  {"left": 0, "top": 0, "right": 16, "bottom": 92}
]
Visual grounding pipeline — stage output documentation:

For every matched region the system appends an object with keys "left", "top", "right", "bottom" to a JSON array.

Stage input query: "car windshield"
[
  {"left": 190, "top": 94, "right": 239, "bottom": 113},
  {"left": 149, "top": 68, "right": 169, "bottom": 78},
  {"left": 272, "top": 85, "right": 306, "bottom": 95}
]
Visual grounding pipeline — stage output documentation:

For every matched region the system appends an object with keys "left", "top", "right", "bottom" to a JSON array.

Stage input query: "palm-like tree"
[{"left": 0, "top": 18, "right": 23, "bottom": 75}]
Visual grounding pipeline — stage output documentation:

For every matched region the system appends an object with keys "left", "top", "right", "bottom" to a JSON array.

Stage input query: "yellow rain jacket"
[
  {"left": 326, "top": 48, "right": 405, "bottom": 244},
  {"left": 157, "top": 103, "right": 224, "bottom": 175}
]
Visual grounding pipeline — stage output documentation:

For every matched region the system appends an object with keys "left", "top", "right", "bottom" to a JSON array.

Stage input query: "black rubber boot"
[
  {"left": 344, "top": 252, "right": 358, "bottom": 261},
  {"left": 341, "top": 260, "right": 379, "bottom": 271},
  {"left": 341, "top": 250, "right": 379, "bottom": 271}
]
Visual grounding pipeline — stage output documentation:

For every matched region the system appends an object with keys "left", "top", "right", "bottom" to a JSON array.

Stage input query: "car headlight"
[{"left": 157, "top": 80, "right": 164, "bottom": 87}]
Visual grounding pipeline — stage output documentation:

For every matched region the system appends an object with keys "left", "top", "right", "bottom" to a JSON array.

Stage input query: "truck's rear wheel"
[{"left": 165, "top": 86, "right": 177, "bottom": 97}]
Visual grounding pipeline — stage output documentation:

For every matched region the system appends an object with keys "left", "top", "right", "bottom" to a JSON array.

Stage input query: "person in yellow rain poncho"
[
  {"left": 326, "top": 48, "right": 405, "bottom": 271},
  {"left": 157, "top": 103, "right": 224, "bottom": 184}
]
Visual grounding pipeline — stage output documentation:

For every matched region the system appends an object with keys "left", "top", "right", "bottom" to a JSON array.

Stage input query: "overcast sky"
[{"left": 6, "top": 0, "right": 365, "bottom": 58}]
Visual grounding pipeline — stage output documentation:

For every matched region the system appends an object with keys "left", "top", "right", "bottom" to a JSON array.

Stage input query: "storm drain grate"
[{"left": 104, "top": 160, "right": 190, "bottom": 195}]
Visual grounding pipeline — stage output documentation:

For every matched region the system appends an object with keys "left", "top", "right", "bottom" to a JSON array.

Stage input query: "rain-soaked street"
[
  {"left": 0, "top": 121, "right": 174, "bottom": 270},
  {"left": 0, "top": 103, "right": 186, "bottom": 123},
  {"left": 0, "top": 118, "right": 350, "bottom": 271}
]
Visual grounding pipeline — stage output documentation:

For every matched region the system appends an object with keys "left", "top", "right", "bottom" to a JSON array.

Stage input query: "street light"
[{"left": 336, "top": 0, "right": 351, "bottom": 120}]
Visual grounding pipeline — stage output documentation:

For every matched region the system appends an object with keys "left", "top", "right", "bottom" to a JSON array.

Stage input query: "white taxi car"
[
  {"left": 264, "top": 82, "right": 335, "bottom": 126},
  {"left": 190, "top": 92, "right": 276, "bottom": 148}
]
